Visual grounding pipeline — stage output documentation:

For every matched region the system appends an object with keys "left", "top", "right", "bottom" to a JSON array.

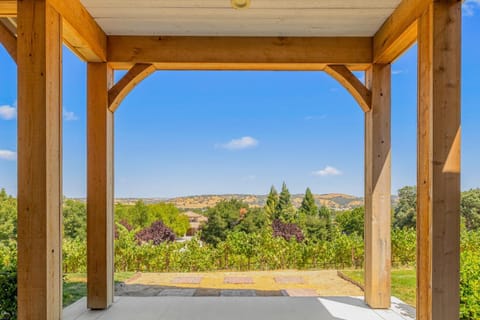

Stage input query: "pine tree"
[
  {"left": 264, "top": 186, "right": 279, "bottom": 218},
  {"left": 299, "top": 188, "right": 317, "bottom": 216},
  {"left": 275, "top": 182, "right": 295, "bottom": 222}
]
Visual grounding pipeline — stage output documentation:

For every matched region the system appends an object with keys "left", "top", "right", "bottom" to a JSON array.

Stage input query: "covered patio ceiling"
[{"left": 80, "top": 0, "right": 401, "bottom": 36}]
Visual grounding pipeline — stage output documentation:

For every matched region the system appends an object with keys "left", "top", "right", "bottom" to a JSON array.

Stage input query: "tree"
[
  {"left": 0, "top": 189, "right": 16, "bottom": 241},
  {"left": 131, "top": 200, "right": 150, "bottom": 228},
  {"left": 393, "top": 186, "right": 417, "bottom": 229},
  {"left": 461, "top": 189, "right": 480, "bottom": 231},
  {"left": 63, "top": 199, "right": 86, "bottom": 240},
  {"left": 148, "top": 203, "right": 190, "bottom": 236},
  {"left": 200, "top": 199, "right": 247, "bottom": 246},
  {"left": 275, "top": 182, "right": 296, "bottom": 222},
  {"left": 135, "top": 220, "right": 176, "bottom": 245},
  {"left": 299, "top": 188, "right": 317, "bottom": 217},
  {"left": 272, "top": 219, "right": 304, "bottom": 242},
  {"left": 236, "top": 208, "right": 269, "bottom": 234},
  {"left": 264, "top": 186, "right": 279, "bottom": 218},
  {"left": 335, "top": 206, "right": 364, "bottom": 236}
]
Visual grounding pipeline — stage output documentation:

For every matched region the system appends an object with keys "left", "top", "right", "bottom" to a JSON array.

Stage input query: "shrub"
[
  {"left": 135, "top": 221, "right": 175, "bottom": 245},
  {"left": 272, "top": 219, "right": 304, "bottom": 242},
  {"left": 0, "top": 264, "right": 17, "bottom": 320}
]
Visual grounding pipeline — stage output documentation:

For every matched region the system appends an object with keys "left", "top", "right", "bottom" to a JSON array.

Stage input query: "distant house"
[{"left": 183, "top": 211, "right": 208, "bottom": 236}]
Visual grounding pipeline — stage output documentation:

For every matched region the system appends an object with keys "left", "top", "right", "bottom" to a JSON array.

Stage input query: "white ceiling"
[{"left": 80, "top": 0, "right": 401, "bottom": 36}]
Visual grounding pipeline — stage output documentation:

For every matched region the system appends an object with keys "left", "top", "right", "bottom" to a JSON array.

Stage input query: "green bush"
[
  {"left": 460, "top": 231, "right": 480, "bottom": 320},
  {"left": 0, "top": 264, "right": 17, "bottom": 320}
]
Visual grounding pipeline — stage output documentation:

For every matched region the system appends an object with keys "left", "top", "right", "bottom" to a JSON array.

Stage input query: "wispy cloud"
[
  {"left": 216, "top": 136, "right": 259, "bottom": 150},
  {"left": 463, "top": 0, "right": 480, "bottom": 16},
  {"left": 312, "top": 166, "right": 342, "bottom": 177},
  {"left": 0, "top": 105, "right": 16, "bottom": 120},
  {"left": 0, "top": 150, "right": 17, "bottom": 161},
  {"left": 392, "top": 69, "right": 405, "bottom": 75},
  {"left": 242, "top": 175, "right": 257, "bottom": 181},
  {"left": 63, "top": 109, "right": 78, "bottom": 121},
  {"left": 305, "top": 114, "right": 327, "bottom": 121}
]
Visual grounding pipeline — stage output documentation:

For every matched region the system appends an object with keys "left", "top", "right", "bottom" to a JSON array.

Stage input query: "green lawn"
[
  {"left": 63, "top": 272, "right": 135, "bottom": 307},
  {"left": 341, "top": 268, "right": 416, "bottom": 306}
]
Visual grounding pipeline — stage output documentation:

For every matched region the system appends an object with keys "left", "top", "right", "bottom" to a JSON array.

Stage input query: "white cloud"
[
  {"left": 0, "top": 150, "right": 17, "bottom": 161},
  {"left": 463, "top": 0, "right": 480, "bottom": 16},
  {"left": 312, "top": 166, "right": 342, "bottom": 177},
  {"left": 217, "top": 136, "right": 259, "bottom": 150},
  {"left": 392, "top": 69, "right": 405, "bottom": 75},
  {"left": 0, "top": 105, "right": 17, "bottom": 120},
  {"left": 63, "top": 109, "right": 78, "bottom": 121}
]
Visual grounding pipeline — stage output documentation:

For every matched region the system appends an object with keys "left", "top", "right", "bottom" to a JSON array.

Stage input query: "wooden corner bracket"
[{"left": 325, "top": 65, "right": 372, "bottom": 112}]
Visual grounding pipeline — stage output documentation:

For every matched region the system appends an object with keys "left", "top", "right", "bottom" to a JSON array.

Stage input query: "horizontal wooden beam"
[
  {"left": 373, "top": 0, "right": 430, "bottom": 63},
  {"left": 0, "top": 1, "right": 15, "bottom": 17},
  {"left": 1, "top": 0, "right": 106, "bottom": 61},
  {"left": 109, "top": 63, "right": 155, "bottom": 112},
  {"left": 108, "top": 36, "right": 373, "bottom": 70},
  {"left": 325, "top": 65, "right": 371, "bottom": 112},
  {"left": 0, "top": 19, "right": 16, "bottom": 61}
]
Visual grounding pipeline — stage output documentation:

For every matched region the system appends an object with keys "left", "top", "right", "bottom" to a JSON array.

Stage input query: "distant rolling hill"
[{"left": 160, "top": 193, "right": 365, "bottom": 211}]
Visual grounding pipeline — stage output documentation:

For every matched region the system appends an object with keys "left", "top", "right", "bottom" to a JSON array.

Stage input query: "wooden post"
[
  {"left": 417, "top": 1, "right": 461, "bottom": 320},
  {"left": 364, "top": 64, "right": 391, "bottom": 309},
  {"left": 87, "top": 63, "right": 115, "bottom": 309},
  {"left": 17, "top": 1, "right": 63, "bottom": 319}
]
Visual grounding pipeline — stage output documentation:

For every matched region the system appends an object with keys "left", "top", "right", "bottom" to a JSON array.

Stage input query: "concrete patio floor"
[{"left": 64, "top": 296, "right": 416, "bottom": 320}]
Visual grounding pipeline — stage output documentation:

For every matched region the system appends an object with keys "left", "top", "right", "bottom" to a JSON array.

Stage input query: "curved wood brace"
[
  {"left": 108, "top": 63, "right": 156, "bottom": 112},
  {"left": 325, "top": 65, "right": 371, "bottom": 112},
  {"left": 0, "top": 20, "right": 16, "bottom": 62}
]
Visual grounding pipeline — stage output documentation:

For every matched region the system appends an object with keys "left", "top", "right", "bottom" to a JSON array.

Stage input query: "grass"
[
  {"left": 63, "top": 272, "right": 135, "bottom": 307},
  {"left": 341, "top": 268, "right": 416, "bottom": 306}
]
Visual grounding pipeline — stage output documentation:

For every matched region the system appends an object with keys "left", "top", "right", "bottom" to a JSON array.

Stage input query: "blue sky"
[{"left": 1, "top": 5, "right": 479, "bottom": 198}]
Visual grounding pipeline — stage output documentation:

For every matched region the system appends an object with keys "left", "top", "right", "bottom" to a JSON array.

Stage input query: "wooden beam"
[
  {"left": 17, "top": 1, "right": 62, "bottom": 319},
  {"left": 1, "top": 0, "right": 107, "bottom": 61},
  {"left": 373, "top": 0, "right": 431, "bottom": 63},
  {"left": 364, "top": 63, "right": 391, "bottom": 309},
  {"left": 417, "top": 2, "right": 461, "bottom": 320},
  {"left": 0, "top": 19, "right": 16, "bottom": 61},
  {"left": 109, "top": 63, "right": 155, "bottom": 112},
  {"left": 325, "top": 65, "right": 371, "bottom": 112},
  {"left": 108, "top": 36, "right": 373, "bottom": 70},
  {"left": 50, "top": 0, "right": 106, "bottom": 62},
  {"left": 0, "top": 1, "right": 16, "bottom": 17},
  {"left": 87, "top": 62, "right": 115, "bottom": 310}
]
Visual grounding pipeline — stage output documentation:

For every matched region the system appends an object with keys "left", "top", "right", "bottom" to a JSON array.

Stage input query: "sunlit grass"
[
  {"left": 63, "top": 272, "right": 135, "bottom": 307},
  {"left": 341, "top": 268, "right": 416, "bottom": 306}
]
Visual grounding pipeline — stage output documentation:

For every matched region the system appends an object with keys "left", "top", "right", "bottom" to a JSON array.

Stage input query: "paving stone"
[
  {"left": 281, "top": 289, "right": 318, "bottom": 297},
  {"left": 220, "top": 290, "right": 257, "bottom": 297},
  {"left": 223, "top": 276, "right": 254, "bottom": 284},
  {"left": 255, "top": 290, "right": 284, "bottom": 297},
  {"left": 157, "top": 289, "right": 196, "bottom": 297},
  {"left": 171, "top": 276, "right": 203, "bottom": 284},
  {"left": 194, "top": 289, "right": 220, "bottom": 296},
  {"left": 274, "top": 276, "right": 305, "bottom": 284}
]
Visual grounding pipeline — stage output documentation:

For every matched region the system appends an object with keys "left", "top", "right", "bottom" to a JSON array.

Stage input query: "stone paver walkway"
[{"left": 116, "top": 270, "right": 364, "bottom": 297}]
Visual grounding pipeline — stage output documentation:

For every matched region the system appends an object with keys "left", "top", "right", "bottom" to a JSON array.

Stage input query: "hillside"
[{"left": 162, "top": 193, "right": 364, "bottom": 211}]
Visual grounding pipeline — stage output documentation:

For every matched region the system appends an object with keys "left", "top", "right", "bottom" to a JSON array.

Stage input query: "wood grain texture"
[
  {"left": 108, "top": 36, "right": 373, "bottom": 70},
  {"left": 1, "top": 0, "right": 106, "bottom": 61},
  {"left": 108, "top": 63, "right": 155, "bottom": 112},
  {"left": 17, "top": 1, "right": 62, "bottom": 319},
  {"left": 417, "top": 2, "right": 461, "bottom": 320},
  {"left": 325, "top": 65, "right": 371, "bottom": 112},
  {"left": 0, "top": 1, "right": 16, "bottom": 17},
  {"left": 87, "top": 63, "right": 115, "bottom": 309},
  {"left": 0, "top": 19, "right": 16, "bottom": 61},
  {"left": 364, "top": 64, "right": 391, "bottom": 309},
  {"left": 373, "top": 0, "right": 431, "bottom": 63}
]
